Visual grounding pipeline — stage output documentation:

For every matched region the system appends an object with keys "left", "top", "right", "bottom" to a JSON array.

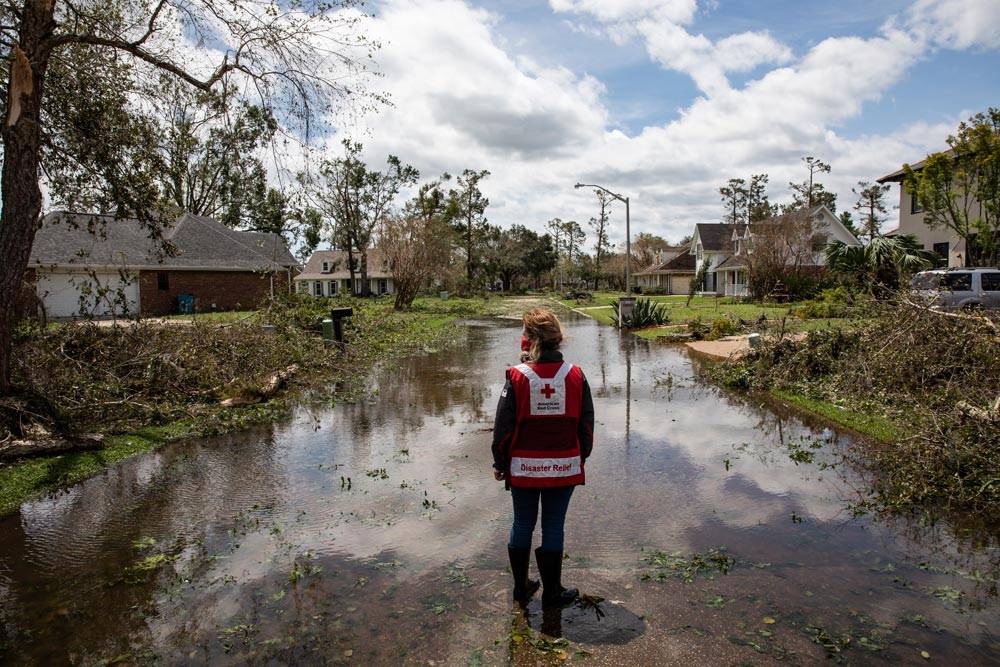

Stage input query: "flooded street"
[{"left": 1, "top": 313, "right": 998, "bottom": 665}]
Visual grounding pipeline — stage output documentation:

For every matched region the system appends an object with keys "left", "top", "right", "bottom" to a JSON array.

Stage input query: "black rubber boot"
[
  {"left": 535, "top": 548, "right": 578, "bottom": 608},
  {"left": 508, "top": 547, "right": 540, "bottom": 607}
]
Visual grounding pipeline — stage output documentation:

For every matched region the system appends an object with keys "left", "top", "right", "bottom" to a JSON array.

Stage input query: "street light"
[{"left": 574, "top": 182, "right": 632, "bottom": 294}]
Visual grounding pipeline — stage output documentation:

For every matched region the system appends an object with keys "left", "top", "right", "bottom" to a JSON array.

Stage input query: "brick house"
[{"left": 27, "top": 211, "right": 298, "bottom": 317}]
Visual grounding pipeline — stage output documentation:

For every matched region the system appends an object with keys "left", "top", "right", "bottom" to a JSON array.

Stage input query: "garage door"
[
  {"left": 670, "top": 276, "right": 693, "bottom": 295},
  {"left": 36, "top": 271, "right": 139, "bottom": 318}
]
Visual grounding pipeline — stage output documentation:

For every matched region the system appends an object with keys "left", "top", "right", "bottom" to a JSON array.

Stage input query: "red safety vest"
[{"left": 506, "top": 361, "right": 586, "bottom": 488}]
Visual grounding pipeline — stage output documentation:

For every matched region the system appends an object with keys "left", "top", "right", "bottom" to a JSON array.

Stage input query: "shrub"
[
  {"left": 707, "top": 315, "right": 741, "bottom": 340},
  {"left": 687, "top": 316, "right": 709, "bottom": 340},
  {"left": 610, "top": 298, "right": 670, "bottom": 328}
]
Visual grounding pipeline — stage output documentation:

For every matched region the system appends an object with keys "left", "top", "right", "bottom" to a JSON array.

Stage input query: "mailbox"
[{"left": 328, "top": 307, "right": 354, "bottom": 349}]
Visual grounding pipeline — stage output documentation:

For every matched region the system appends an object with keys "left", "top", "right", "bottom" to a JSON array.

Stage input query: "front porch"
[{"left": 698, "top": 269, "right": 749, "bottom": 298}]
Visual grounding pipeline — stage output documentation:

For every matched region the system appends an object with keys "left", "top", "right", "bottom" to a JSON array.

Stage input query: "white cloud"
[
  {"left": 549, "top": 0, "right": 697, "bottom": 24},
  {"left": 317, "top": 0, "right": 984, "bottom": 245},
  {"left": 907, "top": 0, "right": 1000, "bottom": 50}
]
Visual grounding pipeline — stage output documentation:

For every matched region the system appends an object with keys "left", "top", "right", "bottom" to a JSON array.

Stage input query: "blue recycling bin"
[{"left": 177, "top": 294, "right": 195, "bottom": 314}]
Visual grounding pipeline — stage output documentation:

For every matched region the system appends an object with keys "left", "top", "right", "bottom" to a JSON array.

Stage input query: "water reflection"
[{"left": 0, "top": 315, "right": 997, "bottom": 664}]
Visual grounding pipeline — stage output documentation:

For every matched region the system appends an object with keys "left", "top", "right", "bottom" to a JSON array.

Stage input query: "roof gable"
[{"left": 694, "top": 223, "right": 735, "bottom": 252}]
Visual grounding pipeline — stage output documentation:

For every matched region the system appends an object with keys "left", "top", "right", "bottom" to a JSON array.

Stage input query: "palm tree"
[{"left": 826, "top": 234, "right": 937, "bottom": 290}]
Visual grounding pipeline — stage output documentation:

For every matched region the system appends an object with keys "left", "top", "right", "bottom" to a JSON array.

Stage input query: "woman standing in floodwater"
[{"left": 492, "top": 308, "right": 595, "bottom": 608}]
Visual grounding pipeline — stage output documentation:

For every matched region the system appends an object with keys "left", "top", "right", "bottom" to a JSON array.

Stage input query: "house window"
[
  {"left": 313, "top": 281, "right": 322, "bottom": 296},
  {"left": 322, "top": 261, "right": 330, "bottom": 273},
  {"left": 933, "top": 242, "right": 949, "bottom": 261},
  {"left": 910, "top": 192, "right": 924, "bottom": 214},
  {"left": 378, "top": 279, "right": 388, "bottom": 294},
  {"left": 328, "top": 280, "right": 337, "bottom": 295},
  {"left": 982, "top": 272, "right": 1000, "bottom": 291},
  {"left": 156, "top": 272, "right": 169, "bottom": 291}
]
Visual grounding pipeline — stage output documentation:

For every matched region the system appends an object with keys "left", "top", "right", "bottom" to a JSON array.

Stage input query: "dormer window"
[{"left": 322, "top": 260, "right": 330, "bottom": 273}]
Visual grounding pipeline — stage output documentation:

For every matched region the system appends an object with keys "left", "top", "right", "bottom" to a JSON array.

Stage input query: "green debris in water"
[{"left": 640, "top": 547, "right": 736, "bottom": 583}]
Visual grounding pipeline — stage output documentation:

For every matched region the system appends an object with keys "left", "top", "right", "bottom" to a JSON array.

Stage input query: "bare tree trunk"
[
  {"left": 0, "top": 1, "right": 56, "bottom": 396},
  {"left": 359, "top": 249, "right": 370, "bottom": 297},
  {"left": 346, "top": 247, "right": 356, "bottom": 295},
  {"left": 466, "top": 205, "right": 473, "bottom": 287}
]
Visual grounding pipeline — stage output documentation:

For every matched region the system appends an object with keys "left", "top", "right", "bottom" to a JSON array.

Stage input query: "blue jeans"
[{"left": 508, "top": 486, "right": 575, "bottom": 551}]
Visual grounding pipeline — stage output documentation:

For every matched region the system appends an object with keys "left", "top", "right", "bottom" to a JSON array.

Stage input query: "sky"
[{"left": 325, "top": 0, "right": 1000, "bottom": 245}]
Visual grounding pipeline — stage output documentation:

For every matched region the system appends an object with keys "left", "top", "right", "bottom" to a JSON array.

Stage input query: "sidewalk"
[{"left": 685, "top": 332, "right": 805, "bottom": 361}]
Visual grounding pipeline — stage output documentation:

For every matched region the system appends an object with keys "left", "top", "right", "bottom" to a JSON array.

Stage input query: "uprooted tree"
[{"left": 0, "top": 0, "right": 373, "bottom": 396}]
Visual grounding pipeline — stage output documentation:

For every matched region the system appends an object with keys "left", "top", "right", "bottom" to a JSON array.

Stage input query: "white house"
[
  {"left": 690, "top": 206, "right": 861, "bottom": 297},
  {"left": 295, "top": 249, "right": 395, "bottom": 297},
  {"left": 877, "top": 152, "right": 992, "bottom": 267}
]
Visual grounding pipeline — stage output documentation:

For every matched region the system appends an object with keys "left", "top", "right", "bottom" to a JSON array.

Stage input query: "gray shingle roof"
[
  {"left": 695, "top": 223, "right": 735, "bottom": 251},
  {"left": 30, "top": 211, "right": 298, "bottom": 271},
  {"left": 659, "top": 251, "right": 696, "bottom": 272},
  {"left": 715, "top": 255, "right": 748, "bottom": 270},
  {"left": 635, "top": 249, "right": 695, "bottom": 274}
]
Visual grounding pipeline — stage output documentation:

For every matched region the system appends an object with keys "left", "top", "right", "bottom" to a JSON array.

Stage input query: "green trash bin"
[{"left": 177, "top": 294, "right": 195, "bottom": 314}]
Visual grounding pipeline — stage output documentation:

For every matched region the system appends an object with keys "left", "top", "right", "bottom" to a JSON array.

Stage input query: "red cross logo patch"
[{"left": 541, "top": 383, "right": 556, "bottom": 399}]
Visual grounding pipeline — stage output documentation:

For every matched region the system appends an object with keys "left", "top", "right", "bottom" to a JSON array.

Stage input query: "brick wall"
[{"left": 138, "top": 270, "right": 291, "bottom": 316}]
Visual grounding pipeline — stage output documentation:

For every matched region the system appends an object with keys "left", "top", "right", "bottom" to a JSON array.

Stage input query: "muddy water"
[{"left": 1, "top": 315, "right": 998, "bottom": 665}]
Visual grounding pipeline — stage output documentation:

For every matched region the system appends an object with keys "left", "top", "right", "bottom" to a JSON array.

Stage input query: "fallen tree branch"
[
  {"left": 220, "top": 364, "right": 299, "bottom": 408},
  {"left": 0, "top": 434, "right": 105, "bottom": 462},
  {"left": 903, "top": 299, "right": 1000, "bottom": 336}
]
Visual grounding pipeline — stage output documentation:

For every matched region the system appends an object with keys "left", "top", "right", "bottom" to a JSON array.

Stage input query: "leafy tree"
[
  {"left": 293, "top": 206, "right": 324, "bottom": 262},
  {"left": 381, "top": 212, "right": 454, "bottom": 310},
  {"left": 687, "top": 257, "right": 712, "bottom": 307},
  {"left": 789, "top": 156, "right": 837, "bottom": 212},
  {"left": 826, "top": 235, "right": 936, "bottom": 291},
  {"left": 852, "top": 181, "right": 891, "bottom": 241},
  {"left": 719, "top": 178, "right": 748, "bottom": 224},
  {"left": 632, "top": 232, "right": 671, "bottom": 267},
  {"left": 838, "top": 210, "right": 861, "bottom": 238},
  {"left": 746, "top": 173, "right": 774, "bottom": 223},
  {"left": 449, "top": 169, "right": 490, "bottom": 287},
  {"left": 313, "top": 141, "right": 418, "bottom": 296},
  {"left": 523, "top": 232, "right": 558, "bottom": 288},
  {"left": 484, "top": 224, "right": 550, "bottom": 291},
  {"left": 153, "top": 79, "right": 277, "bottom": 228},
  {"left": 0, "top": 0, "right": 372, "bottom": 395},
  {"left": 904, "top": 108, "right": 1000, "bottom": 266}
]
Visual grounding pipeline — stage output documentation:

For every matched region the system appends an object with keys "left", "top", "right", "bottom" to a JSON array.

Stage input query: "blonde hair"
[{"left": 522, "top": 308, "right": 564, "bottom": 362}]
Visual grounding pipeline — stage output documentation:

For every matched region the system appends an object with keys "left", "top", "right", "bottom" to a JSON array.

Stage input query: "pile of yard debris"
[{"left": 715, "top": 299, "right": 1000, "bottom": 521}]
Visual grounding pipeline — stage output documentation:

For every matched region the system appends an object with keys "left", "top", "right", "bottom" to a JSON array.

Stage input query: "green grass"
[
  {"left": 0, "top": 424, "right": 192, "bottom": 516},
  {"left": 770, "top": 389, "right": 904, "bottom": 443},
  {"left": 566, "top": 295, "right": 842, "bottom": 334},
  {"left": 566, "top": 295, "right": 804, "bottom": 324}
]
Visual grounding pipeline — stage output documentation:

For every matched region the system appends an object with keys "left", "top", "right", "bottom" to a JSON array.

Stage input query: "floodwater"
[{"left": 1, "top": 314, "right": 998, "bottom": 665}]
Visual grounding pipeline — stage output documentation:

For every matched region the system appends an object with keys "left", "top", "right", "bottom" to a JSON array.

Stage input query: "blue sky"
[{"left": 349, "top": 0, "right": 1000, "bottom": 242}]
